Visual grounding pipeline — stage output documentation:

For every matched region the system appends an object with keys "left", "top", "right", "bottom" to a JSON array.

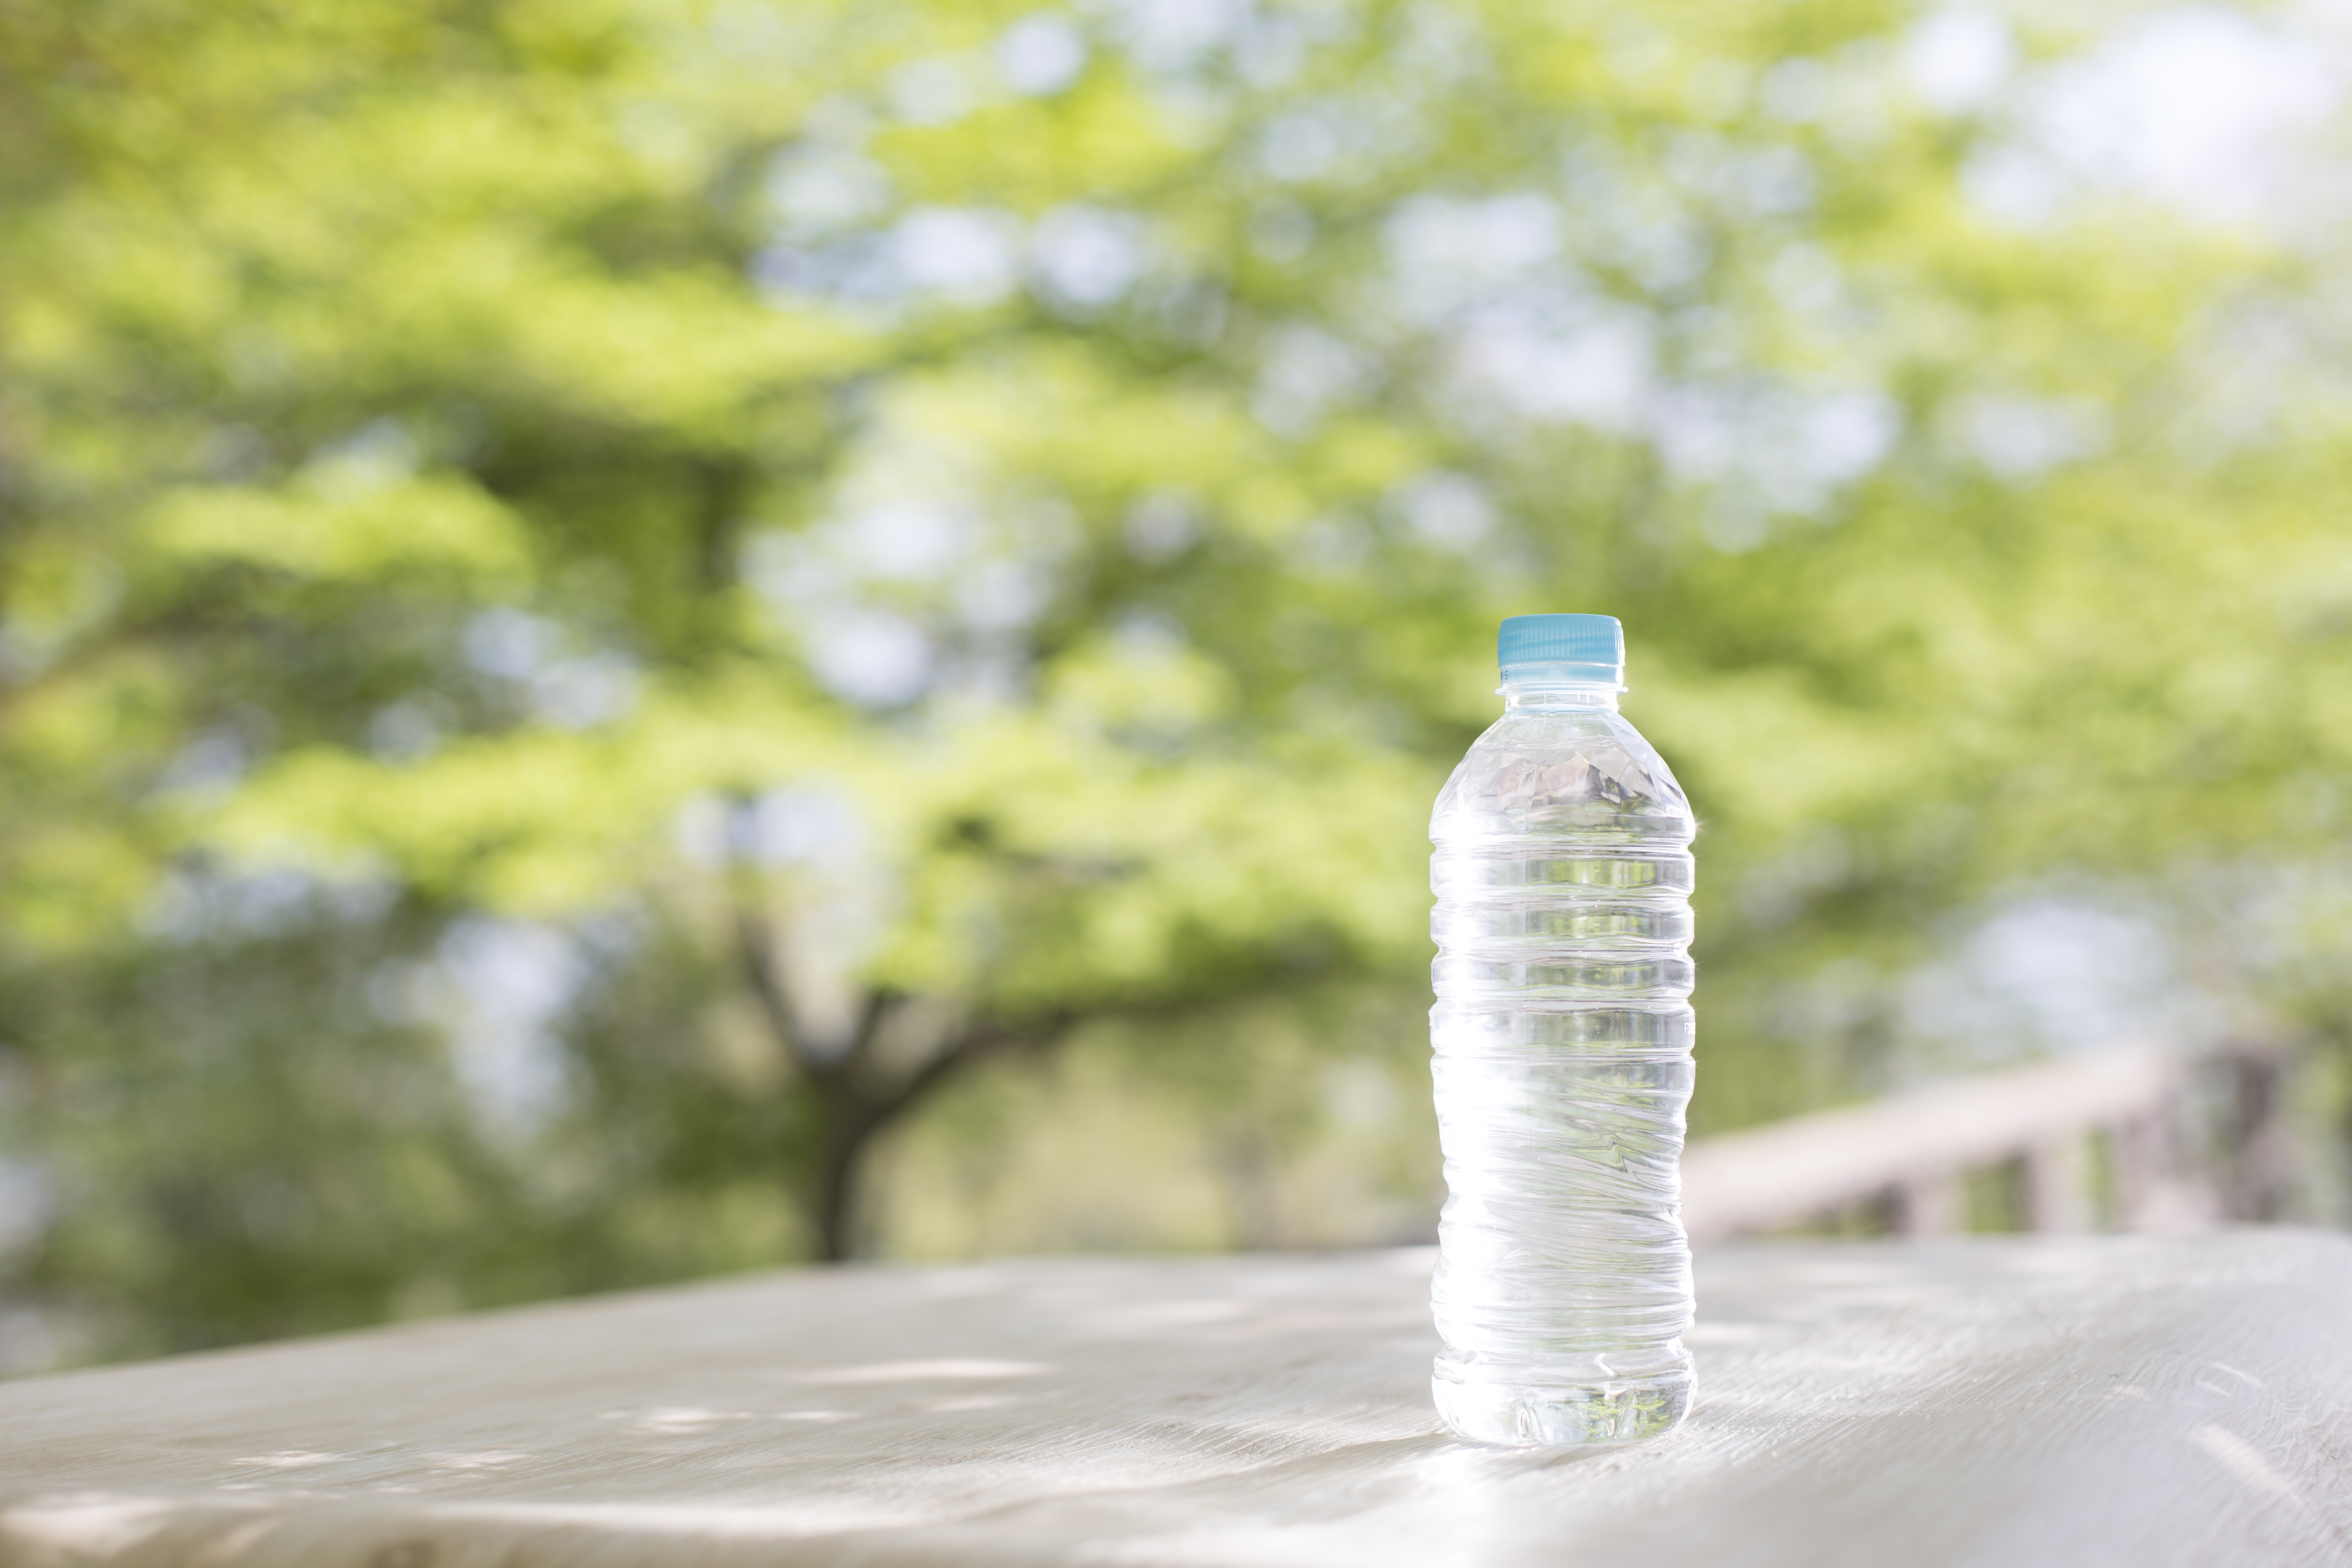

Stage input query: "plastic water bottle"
[{"left": 1428, "top": 612, "right": 1697, "bottom": 1446}]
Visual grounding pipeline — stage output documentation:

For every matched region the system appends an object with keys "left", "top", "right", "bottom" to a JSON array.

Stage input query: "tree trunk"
[
  {"left": 728, "top": 892, "right": 1074, "bottom": 1264},
  {"left": 808, "top": 1093, "right": 883, "bottom": 1263}
]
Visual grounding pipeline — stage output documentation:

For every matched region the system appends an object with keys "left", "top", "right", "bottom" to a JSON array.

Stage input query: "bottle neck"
[{"left": 1500, "top": 680, "right": 1621, "bottom": 714}]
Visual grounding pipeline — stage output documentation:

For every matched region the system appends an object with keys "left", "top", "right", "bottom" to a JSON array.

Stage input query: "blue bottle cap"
[{"left": 1497, "top": 613, "right": 1625, "bottom": 686}]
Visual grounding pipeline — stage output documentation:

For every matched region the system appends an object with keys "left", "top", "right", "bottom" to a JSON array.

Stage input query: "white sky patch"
[
  {"left": 1726, "top": 144, "right": 1816, "bottom": 218},
  {"left": 1766, "top": 241, "right": 1845, "bottom": 316},
  {"left": 955, "top": 557, "right": 1052, "bottom": 631},
  {"left": 766, "top": 149, "right": 893, "bottom": 237},
  {"left": 1391, "top": 471, "right": 1496, "bottom": 551},
  {"left": 1449, "top": 302, "right": 1654, "bottom": 433},
  {"left": 887, "top": 56, "right": 986, "bottom": 128},
  {"left": 748, "top": 787, "right": 864, "bottom": 867},
  {"left": 672, "top": 787, "right": 865, "bottom": 871},
  {"left": 1258, "top": 105, "right": 1347, "bottom": 183},
  {"left": 143, "top": 866, "right": 372, "bottom": 944},
  {"left": 671, "top": 788, "right": 894, "bottom": 1051},
  {"left": 463, "top": 607, "right": 557, "bottom": 681},
  {"left": 158, "top": 728, "right": 249, "bottom": 797},
  {"left": 742, "top": 419, "right": 1074, "bottom": 711},
  {"left": 1104, "top": 0, "right": 1251, "bottom": 72},
  {"left": 807, "top": 610, "right": 933, "bottom": 707},
  {"left": 1248, "top": 200, "right": 1315, "bottom": 263},
  {"left": 1900, "top": 898, "right": 2221, "bottom": 1066},
  {"left": 892, "top": 207, "right": 1026, "bottom": 307},
  {"left": 1382, "top": 192, "right": 1564, "bottom": 324},
  {"left": 1655, "top": 392, "right": 1745, "bottom": 479},
  {"left": 1802, "top": 389, "right": 1904, "bottom": 483},
  {"left": 998, "top": 13, "right": 1088, "bottom": 95},
  {"left": 1760, "top": 58, "right": 1833, "bottom": 124},
  {"left": 1996, "top": 4, "right": 2344, "bottom": 231},
  {"left": 670, "top": 795, "right": 730, "bottom": 867},
  {"left": 1903, "top": 9, "right": 2017, "bottom": 115},
  {"left": 1656, "top": 381, "right": 1900, "bottom": 547},
  {"left": 368, "top": 697, "right": 448, "bottom": 762},
  {"left": 438, "top": 918, "right": 581, "bottom": 1139},
  {"left": 1252, "top": 323, "right": 1380, "bottom": 436},
  {"left": 1030, "top": 204, "right": 1151, "bottom": 310},
  {"left": 844, "top": 503, "right": 972, "bottom": 580},
  {"left": 532, "top": 651, "right": 640, "bottom": 730},
  {"left": 1123, "top": 492, "right": 1200, "bottom": 561},
  {"left": 1661, "top": 385, "right": 1898, "bottom": 486},
  {"left": 301, "top": 419, "right": 418, "bottom": 501},
  {"left": 1952, "top": 393, "right": 2110, "bottom": 480},
  {"left": 461, "top": 608, "right": 639, "bottom": 729}
]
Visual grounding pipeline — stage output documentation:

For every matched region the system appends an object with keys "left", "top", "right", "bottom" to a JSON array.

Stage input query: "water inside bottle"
[{"left": 1429, "top": 664, "right": 1697, "bottom": 1447}]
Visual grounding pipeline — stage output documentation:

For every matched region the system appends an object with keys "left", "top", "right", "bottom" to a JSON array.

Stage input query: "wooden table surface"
[{"left": 4, "top": 1233, "right": 2349, "bottom": 1568}]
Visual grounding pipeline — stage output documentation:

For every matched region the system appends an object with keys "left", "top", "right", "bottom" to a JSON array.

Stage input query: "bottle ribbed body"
[{"left": 1429, "top": 693, "right": 1696, "bottom": 1446}]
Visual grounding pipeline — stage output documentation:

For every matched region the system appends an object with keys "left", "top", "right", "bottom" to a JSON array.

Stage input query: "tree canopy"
[{"left": 4, "top": 0, "right": 2350, "bottom": 1364}]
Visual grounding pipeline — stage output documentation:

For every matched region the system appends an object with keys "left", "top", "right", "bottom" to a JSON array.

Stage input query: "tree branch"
[
  {"left": 802, "top": 1000, "right": 1079, "bottom": 1262},
  {"left": 842, "top": 986, "right": 901, "bottom": 1073},
  {"left": 731, "top": 900, "right": 811, "bottom": 1069},
  {"left": 883, "top": 1007, "right": 1076, "bottom": 1129}
]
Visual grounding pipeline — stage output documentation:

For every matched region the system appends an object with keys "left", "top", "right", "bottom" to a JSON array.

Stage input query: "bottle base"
[{"left": 1432, "top": 1370, "right": 1693, "bottom": 1448}]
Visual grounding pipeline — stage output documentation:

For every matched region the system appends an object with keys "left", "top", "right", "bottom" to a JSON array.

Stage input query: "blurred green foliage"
[{"left": 4, "top": 0, "right": 2351, "bottom": 1366}]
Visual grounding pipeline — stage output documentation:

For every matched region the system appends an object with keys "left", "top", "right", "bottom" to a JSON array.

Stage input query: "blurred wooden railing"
[{"left": 1680, "top": 1040, "right": 2292, "bottom": 1242}]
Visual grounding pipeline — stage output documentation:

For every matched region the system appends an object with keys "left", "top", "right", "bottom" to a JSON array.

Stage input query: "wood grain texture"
[{"left": 3, "top": 1234, "right": 2349, "bottom": 1568}]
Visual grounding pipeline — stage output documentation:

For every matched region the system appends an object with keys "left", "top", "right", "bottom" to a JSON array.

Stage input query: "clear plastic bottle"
[{"left": 1428, "top": 612, "right": 1696, "bottom": 1447}]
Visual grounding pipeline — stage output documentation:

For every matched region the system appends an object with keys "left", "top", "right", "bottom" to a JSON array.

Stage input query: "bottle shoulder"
[{"left": 1432, "top": 708, "right": 1693, "bottom": 844}]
